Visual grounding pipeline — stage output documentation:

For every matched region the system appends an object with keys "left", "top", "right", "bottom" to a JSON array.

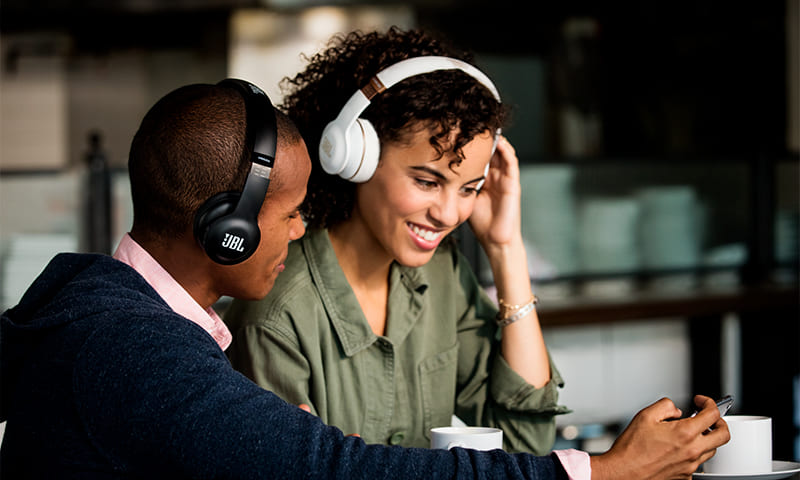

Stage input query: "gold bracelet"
[
  {"left": 497, "top": 295, "right": 538, "bottom": 318},
  {"left": 495, "top": 295, "right": 538, "bottom": 327}
]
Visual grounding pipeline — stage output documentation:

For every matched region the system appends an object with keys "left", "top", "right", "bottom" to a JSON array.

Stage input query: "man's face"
[{"left": 217, "top": 140, "right": 311, "bottom": 300}]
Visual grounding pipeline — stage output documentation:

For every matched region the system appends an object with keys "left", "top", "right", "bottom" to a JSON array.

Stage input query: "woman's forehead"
[{"left": 391, "top": 129, "right": 493, "bottom": 178}]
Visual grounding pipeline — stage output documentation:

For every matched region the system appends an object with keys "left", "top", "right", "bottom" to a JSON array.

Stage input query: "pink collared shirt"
[
  {"left": 555, "top": 449, "right": 591, "bottom": 479},
  {"left": 112, "top": 233, "right": 232, "bottom": 350}
]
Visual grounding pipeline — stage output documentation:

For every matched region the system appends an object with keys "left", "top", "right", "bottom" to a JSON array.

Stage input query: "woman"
[{"left": 224, "top": 27, "right": 567, "bottom": 454}]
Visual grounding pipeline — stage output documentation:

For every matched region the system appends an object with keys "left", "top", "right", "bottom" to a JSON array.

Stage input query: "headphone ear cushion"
[
  {"left": 194, "top": 192, "right": 259, "bottom": 264},
  {"left": 346, "top": 118, "right": 380, "bottom": 183},
  {"left": 335, "top": 118, "right": 364, "bottom": 180},
  {"left": 194, "top": 193, "right": 239, "bottom": 244}
]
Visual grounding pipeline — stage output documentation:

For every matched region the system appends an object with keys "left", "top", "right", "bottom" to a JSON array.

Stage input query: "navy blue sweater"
[{"left": 0, "top": 253, "right": 566, "bottom": 479}]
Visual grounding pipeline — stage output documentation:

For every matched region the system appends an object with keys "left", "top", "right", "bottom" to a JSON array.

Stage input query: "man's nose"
[{"left": 291, "top": 217, "right": 306, "bottom": 240}]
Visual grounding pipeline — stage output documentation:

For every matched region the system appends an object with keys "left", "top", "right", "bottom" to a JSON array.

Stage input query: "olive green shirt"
[{"left": 224, "top": 228, "right": 568, "bottom": 454}]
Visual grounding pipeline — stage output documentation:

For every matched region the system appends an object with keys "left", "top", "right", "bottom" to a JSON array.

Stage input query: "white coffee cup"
[
  {"left": 703, "top": 415, "right": 772, "bottom": 474},
  {"left": 430, "top": 427, "right": 503, "bottom": 451}
]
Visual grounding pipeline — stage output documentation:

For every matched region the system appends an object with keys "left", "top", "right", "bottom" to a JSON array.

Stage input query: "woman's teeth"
[{"left": 410, "top": 224, "right": 441, "bottom": 242}]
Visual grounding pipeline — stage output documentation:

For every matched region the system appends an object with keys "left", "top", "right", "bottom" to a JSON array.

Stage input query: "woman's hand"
[
  {"left": 468, "top": 136, "right": 523, "bottom": 251},
  {"left": 591, "top": 395, "right": 730, "bottom": 480}
]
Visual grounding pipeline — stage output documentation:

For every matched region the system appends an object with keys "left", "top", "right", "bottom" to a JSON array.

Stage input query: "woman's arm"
[{"left": 468, "top": 136, "right": 550, "bottom": 388}]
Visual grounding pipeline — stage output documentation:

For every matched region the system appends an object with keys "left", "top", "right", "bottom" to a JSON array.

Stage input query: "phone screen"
[
  {"left": 688, "top": 395, "right": 734, "bottom": 419},
  {"left": 716, "top": 395, "right": 734, "bottom": 417}
]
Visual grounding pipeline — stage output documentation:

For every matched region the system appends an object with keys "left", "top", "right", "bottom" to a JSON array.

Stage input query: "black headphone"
[{"left": 193, "top": 78, "right": 277, "bottom": 265}]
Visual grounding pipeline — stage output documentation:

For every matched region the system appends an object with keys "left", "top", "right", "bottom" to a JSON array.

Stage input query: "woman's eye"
[
  {"left": 460, "top": 186, "right": 479, "bottom": 196},
  {"left": 414, "top": 178, "right": 438, "bottom": 189}
]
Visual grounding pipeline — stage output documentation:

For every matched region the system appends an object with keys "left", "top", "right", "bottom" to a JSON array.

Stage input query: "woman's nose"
[{"left": 429, "top": 191, "right": 461, "bottom": 227}]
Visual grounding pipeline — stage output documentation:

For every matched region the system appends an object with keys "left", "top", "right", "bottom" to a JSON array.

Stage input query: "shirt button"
[{"left": 388, "top": 431, "right": 406, "bottom": 445}]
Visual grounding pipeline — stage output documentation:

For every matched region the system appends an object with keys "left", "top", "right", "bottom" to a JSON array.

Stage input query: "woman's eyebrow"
[
  {"left": 410, "top": 165, "right": 446, "bottom": 180},
  {"left": 410, "top": 165, "right": 484, "bottom": 185}
]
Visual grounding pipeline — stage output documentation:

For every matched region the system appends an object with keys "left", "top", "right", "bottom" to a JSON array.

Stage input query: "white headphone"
[{"left": 318, "top": 56, "right": 502, "bottom": 184}]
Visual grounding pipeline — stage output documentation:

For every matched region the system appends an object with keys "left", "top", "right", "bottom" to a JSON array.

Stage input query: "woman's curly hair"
[{"left": 280, "top": 27, "right": 508, "bottom": 229}]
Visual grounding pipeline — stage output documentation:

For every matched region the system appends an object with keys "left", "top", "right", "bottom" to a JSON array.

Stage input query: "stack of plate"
[
  {"left": 636, "top": 186, "right": 701, "bottom": 271},
  {"left": 577, "top": 196, "right": 641, "bottom": 274},
  {"left": 520, "top": 165, "right": 579, "bottom": 279},
  {"left": 774, "top": 209, "right": 799, "bottom": 264}
]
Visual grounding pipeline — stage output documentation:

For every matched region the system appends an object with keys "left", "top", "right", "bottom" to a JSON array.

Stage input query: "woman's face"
[{"left": 353, "top": 127, "right": 494, "bottom": 268}]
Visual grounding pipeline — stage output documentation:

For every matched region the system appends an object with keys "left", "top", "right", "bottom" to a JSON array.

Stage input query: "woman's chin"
[{"left": 396, "top": 250, "right": 437, "bottom": 268}]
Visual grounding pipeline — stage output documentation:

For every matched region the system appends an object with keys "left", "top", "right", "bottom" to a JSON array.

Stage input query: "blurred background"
[{"left": 1, "top": 0, "right": 798, "bottom": 462}]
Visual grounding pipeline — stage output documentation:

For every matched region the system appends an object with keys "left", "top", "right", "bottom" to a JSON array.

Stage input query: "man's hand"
[{"left": 591, "top": 395, "right": 730, "bottom": 480}]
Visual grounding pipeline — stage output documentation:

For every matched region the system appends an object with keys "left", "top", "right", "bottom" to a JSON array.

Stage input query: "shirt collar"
[
  {"left": 303, "top": 228, "right": 428, "bottom": 355},
  {"left": 112, "top": 233, "right": 232, "bottom": 350}
]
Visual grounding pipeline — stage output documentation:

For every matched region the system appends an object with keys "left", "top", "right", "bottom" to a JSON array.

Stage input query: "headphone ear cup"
[
  {"left": 194, "top": 192, "right": 259, "bottom": 265},
  {"left": 319, "top": 120, "right": 348, "bottom": 177},
  {"left": 346, "top": 118, "right": 380, "bottom": 183},
  {"left": 320, "top": 117, "right": 380, "bottom": 183},
  {"left": 335, "top": 118, "right": 364, "bottom": 181},
  {"left": 194, "top": 192, "right": 238, "bottom": 244}
]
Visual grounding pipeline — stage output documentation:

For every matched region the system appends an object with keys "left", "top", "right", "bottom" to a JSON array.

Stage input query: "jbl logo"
[{"left": 221, "top": 233, "right": 245, "bottom": 252}]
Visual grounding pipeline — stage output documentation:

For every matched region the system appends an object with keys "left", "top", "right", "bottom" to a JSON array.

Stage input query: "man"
[{"left": 0, "top": 80, "right": 728, "bottom": 478}]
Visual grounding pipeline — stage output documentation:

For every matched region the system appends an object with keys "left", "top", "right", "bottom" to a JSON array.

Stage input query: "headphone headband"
[
  {"left": 218, "top": 78, "right": 277, "bottom": 173},
  {"left": 193, "top": 79, "right": 278, "bottom": 265},
  {"left": 373, "top": 56, "right": 500, "bottom": 99},
  {"left": 319, "top": 56, "right": 501, "bottom": 184}
]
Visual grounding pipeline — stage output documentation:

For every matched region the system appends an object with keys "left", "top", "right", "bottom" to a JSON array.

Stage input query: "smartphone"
[
  {"left": 689, "top": 395, "right": 733, "bottom": 434},
  {"left": 714, "top": 395, "right": 734, "bottom": 417},
  {"left": 689, "top": 394, "right": 733, "bottom": 418}
]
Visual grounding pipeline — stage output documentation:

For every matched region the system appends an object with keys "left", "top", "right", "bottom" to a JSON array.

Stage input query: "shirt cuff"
[
  {"left": 489, "top": 353, "right": 567, "bottom": 414},
  {"left": 554, "top": 449, "right": 591, "bottom": 480}
]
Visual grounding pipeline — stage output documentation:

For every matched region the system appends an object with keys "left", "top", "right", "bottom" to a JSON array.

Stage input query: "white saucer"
[{"left": 694, "top": 461, "right": 800, "bottom": 479}]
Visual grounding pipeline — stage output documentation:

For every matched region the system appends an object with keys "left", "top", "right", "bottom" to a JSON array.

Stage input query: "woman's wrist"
[
  {"left": 485, "top": 235, "right": 530, "bottom": 300},
  {"left": 495, "top": 295, "right": 538, "bottom": 327}
]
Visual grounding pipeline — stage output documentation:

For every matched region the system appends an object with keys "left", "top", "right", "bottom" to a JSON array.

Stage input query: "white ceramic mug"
[
  {"left": 703, "top": 415, "right": 772, "bottom": 474},
  {"left": 430, "top": 427, "right": 503, "bottom": 451}
]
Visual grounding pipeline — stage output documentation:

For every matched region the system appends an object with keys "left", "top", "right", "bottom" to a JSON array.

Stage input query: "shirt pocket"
[{"left": 419, "top": 342, "right": 459, "bottom": 441}]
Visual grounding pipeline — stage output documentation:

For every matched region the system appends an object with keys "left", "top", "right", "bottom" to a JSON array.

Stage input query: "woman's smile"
[{"left": 407, "top": 222, "right": 444, "bottom": 250}]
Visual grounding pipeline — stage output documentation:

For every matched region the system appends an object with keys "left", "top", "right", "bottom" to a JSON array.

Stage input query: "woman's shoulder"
[{"left": 224, "top": 240, "right": 318, "bottom": 330}]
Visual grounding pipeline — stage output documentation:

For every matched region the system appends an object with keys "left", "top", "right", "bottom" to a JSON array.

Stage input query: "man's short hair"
[{"left": 128, "top": 83, "right": 301, "bottom": 241}]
